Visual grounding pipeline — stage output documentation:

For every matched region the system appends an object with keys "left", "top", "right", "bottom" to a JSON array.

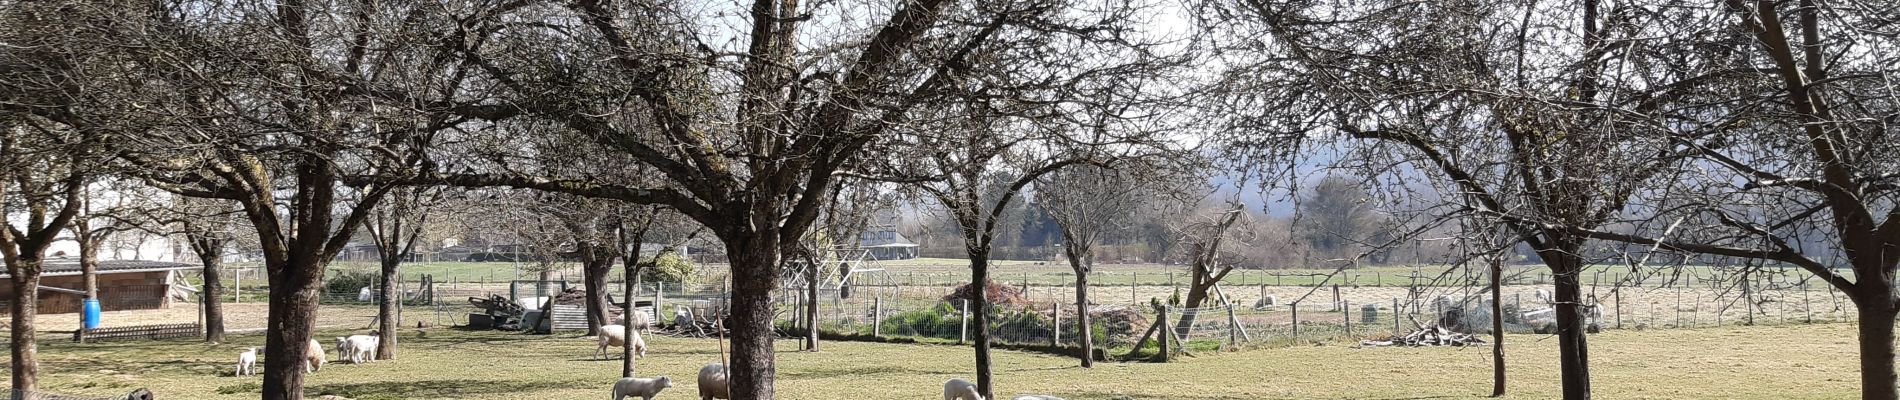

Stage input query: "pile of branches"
[
  {"left": 942, "top": 280, "right": 1030, "bottom": 307},
  {"left": 1360, "top": 325, "right": 1487, "bottom": 347},
  {"left": 652, "top": 310, "right": 732, "bottom": 338}
]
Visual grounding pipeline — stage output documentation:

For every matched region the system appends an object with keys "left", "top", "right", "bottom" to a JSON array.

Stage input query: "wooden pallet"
[{"left": 74, "top": 323, "right": 200, "bottom": 343}]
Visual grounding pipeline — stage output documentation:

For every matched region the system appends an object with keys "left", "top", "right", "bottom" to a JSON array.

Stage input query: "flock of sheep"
[
  {"left": 227, "top": 311, "right": 1064, "bottom": 399},
  {"left": 232, "top": 333, "right": 381, "bottom": 377}
]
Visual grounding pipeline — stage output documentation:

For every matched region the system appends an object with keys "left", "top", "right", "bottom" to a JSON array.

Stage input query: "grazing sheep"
[
  {"left": 305, "top": 339, "right": 327, "bottom": 373},
  {"left": 697, "top": 363, "right": 729, "bottom": 400},
  {"left": 336, "top": 334, "right": 379, "bottom": 364},
  {"left": 1251, "top": 295, "right": 1277, "bottom": 310},
  {"left": 594, "top": 325, "right": 647, "bottom": 360},
  {"left": 236, "top": 347, "right": 258, "bottom": 376},
  {"left": 1534, "top": 288, "right": 1554, "bottom": 305},
  {"left": 943, "top": 378, "right": 983, "bottom": 400},
  {"left": 610, "top": 376, "right": 672, "bottom": 400},
  {"left": 628, "top": 310, "right": 651, "bottom": 331}
]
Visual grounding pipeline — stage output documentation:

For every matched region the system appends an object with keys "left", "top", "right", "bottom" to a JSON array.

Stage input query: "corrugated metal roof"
[{"left": 1, "top": 258, "right": 195, "bottom": 278}]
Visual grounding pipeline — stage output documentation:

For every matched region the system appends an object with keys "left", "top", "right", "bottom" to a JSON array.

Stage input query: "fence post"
[
  {"left": 1132, "top": 273, "right": 1139, "bottom": 305},
  {"left": 1291, "top": 302, "right": 1300, "bottom": 344},
  {"left": 1158, "top": 305, "right": 1171, "bottom": 362},
  {"left": 1804, "top": 281, "right": 1812, "bottom": 323},
  {"left": 1614, "top": 288, "right": 1622, "bottom": 329},
  {"left": 960, "top": 299, "right": 970, "bottom": 345},
  {"left": 873, "top": 298, "right": 882, "bottom": 337},
  {"left": 1344, "top": 300, "right": 1353, "bottom": 338},
  {"left": 1052, "top": 302, "right": 1060, "bottom": 347},
  {"left": 1225, "top": 304, "right": 1237, "bottom": 350},
  {"left": 233, "top": 268, "right": 241, "bottom": 303},
  {"left": 654, "top": 282, "right": 665, "bottom": 326},
  {"left": 1393, "top": 298, "right": 1401, "bottom": 336}
]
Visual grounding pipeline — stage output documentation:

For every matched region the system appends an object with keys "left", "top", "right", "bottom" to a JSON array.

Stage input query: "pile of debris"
[
  {"left": 651, "top": 305, "right": 733, "bottom": 338},
  {"left": 1360, "top": 325, "right": 1487, "bottom": 347},
  {"left": 942, "top": 280, "right": 1031, "bottom": 307}
]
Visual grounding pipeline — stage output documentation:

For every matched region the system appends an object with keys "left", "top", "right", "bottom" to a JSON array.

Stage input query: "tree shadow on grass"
[
  {"left": 307, "top": 378, "right": 588, "bottom": 399},
  {"left": 778, "top": 365, "right": 960, "bottom": 380}
]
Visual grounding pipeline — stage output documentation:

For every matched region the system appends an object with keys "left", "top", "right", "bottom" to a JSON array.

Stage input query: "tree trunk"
[
  {"left": 79, "top": 238, "right": 99, "bottom": 299},
  {"left": 1063, "top": 244, "right": 1093, "bottom": 368},
  {"left": 261, "top": 257, "right": 325, "bottom": 400},
  {"left": 804, "top": 261, "right": 820, "bottom": 352},
  {"left": 623, "top": 254, "right": 637, "bottom": 377},
  {"left": 1855, "top": 298, "right": 1899, "bottom": 400},
  {"left": 1537, "top": 239, "right": 1591, "bottom": 400},
  {"left": 582, "top": 249, "right": 612, "bottom": 337},
  {"left": 724, "top": 236, "right": 780, "bottom": 400},
  {"left": 1173, "top": 282, "right": 1210, "bottom": 337},
  {"left": 9, "top": 265, "right": 41, "bottom": 392},
  {"left": 376, "top": 257, "right": 399, "bottom": 360},
  {"left": 1490, "top": 255, "right": 1505, "bottom": 397},
  {"left": 197, "top": 248, "right": 227, "bottom": 343},
  {"left": 970, "top": 252, "right": 995, "bottom": 399}
]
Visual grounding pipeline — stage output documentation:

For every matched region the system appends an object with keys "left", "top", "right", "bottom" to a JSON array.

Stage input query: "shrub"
[
  {"left": 639, "top": 252, "right": 696, "bottom": 283},
  {"left": 325, "top": 269, "right": 378, "bottom": 299}
]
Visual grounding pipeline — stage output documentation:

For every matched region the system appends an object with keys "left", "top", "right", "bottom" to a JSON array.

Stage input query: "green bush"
[
  {"left": 877, "top": 302, "right": 1134, "bottom": 346},
  {"left": 325, "top": 269, "right": 378, "bottom": 298},
  {"left": 640, "top": 252, "right": 696, "bottom": 283}
]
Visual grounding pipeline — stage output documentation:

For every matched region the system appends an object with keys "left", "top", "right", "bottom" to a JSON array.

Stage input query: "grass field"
[{"left": 20, "top": 321, "right": 1872, "bottom": 399}]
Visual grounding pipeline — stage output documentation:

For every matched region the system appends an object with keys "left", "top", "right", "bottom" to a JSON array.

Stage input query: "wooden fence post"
[
  {"left": 1158, "top": 305, "right": 1171, "bottom": 362},
  {"left": 1344, "top": 300, "right": 1353, "bottom": 338},
  {"left": 1291, "top": 302, "right": 1300, "bottom": 344},
  {"left": 1392, "top": 298, "right": 1401, "bottom": 335},
  {"left": 873, "top": 298, "right": 882, "bottom": 337}
]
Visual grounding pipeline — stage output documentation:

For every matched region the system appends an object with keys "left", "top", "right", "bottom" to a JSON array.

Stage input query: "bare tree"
[
  {"left": 1170, "top": 204, "right": 1252, "bottom": 333},
  {"left": 0, "top": 126, "right": 92, "bottom": 393},
  {"left": 1201, "top": 1, "right": 1733, "bottom": 397},
  {"left": 1495, "top": 2, "right": 1900, "bottom": 398},
  {"left": 364, "top": 186, "right": 443, "bottom": 359},
  {"left": 1036, "top": 164, "right": 1153, "bottom": 367}
]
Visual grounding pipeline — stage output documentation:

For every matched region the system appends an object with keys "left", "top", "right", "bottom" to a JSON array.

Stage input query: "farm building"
[
  {"left": 857, "top": 230, "right": 919, "bottom": 260},
  {"left": 0, "top": 258, "right": 196, "bottom": 314}
]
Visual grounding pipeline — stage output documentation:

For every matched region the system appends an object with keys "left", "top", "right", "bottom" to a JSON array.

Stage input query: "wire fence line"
[{"left": 152, "top": 263, "right": 1863, "bottom": 354}]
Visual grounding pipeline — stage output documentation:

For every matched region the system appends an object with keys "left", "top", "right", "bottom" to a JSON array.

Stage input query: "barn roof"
[{"left": 0, "top": 258, "right": 196, "bottom": 278}]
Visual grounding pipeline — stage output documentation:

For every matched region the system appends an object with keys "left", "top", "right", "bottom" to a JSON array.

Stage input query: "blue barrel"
[{"left": 82, "top": 298, "right": 102, "bottom": 329}]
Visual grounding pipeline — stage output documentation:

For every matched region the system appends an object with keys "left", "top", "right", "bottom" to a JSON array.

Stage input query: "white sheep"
[
  {"left": 1535, "top": 288, "right": 1554, "bottom": 305},
  {"left": 235, "top": 347, "right": 258, "bottom": 376},
  {"left": 943, "top": 378, "right": 983, "bottom": 400},
  {"left": 697, "top": 363, "right": 729, "bottom": 400},
  {"left": 304, "top": 339, "right": 327, "bottom": 373},
  {"left": 594, "top": 325, "right": 647, "bottom": 360},
  {"left": 336, "top": 334, "right": 379, "bottom": 364},
  {"left": 610, "top": 376, "right": 672, "bottom": 400},
  {"left": 627, "top": 311, "right": 651, "bottom": 331},
  {"left": 1252, "top": 295, "right": 1277, "bottom": 310}
]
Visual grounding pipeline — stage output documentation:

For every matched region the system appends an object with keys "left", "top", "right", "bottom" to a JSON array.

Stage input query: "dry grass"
[{"left": 13, "top": 321, "right": 1873, "bottom": 399}]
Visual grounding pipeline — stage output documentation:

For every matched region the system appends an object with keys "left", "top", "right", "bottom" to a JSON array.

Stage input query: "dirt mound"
[{"left": 942, "top": 280, "right": 1031, "bottom": 307}]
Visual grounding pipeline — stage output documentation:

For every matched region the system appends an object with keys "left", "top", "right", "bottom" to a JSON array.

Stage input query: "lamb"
[
  {"left": 594, "top": 325, "right": 647, "bottom": 360},
  {"left": 1534, "top": 288, "right": 1554, "bottom": 305},
  {"left": 304, "top": 339, "right": 327, "bottom": 373},
  {"left": 943, "top": 378, "right": 983, "bottom": 400},
  {"left": 336, "top": 334, "right": 379, "bottom": 364},
  {"left": 610, "top": 376, "right": 672, "bottom": 400},
  {"left": 697, "top": 363, "right": 729, "bottom": 400},
  {"left": 236, "top": 347, "right": 258, "bottom": 376}
]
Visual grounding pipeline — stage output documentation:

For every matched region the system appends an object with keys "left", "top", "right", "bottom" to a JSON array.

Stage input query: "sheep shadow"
[{"left": 306, "top": 378, "right": 586, "bottom": 398}]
